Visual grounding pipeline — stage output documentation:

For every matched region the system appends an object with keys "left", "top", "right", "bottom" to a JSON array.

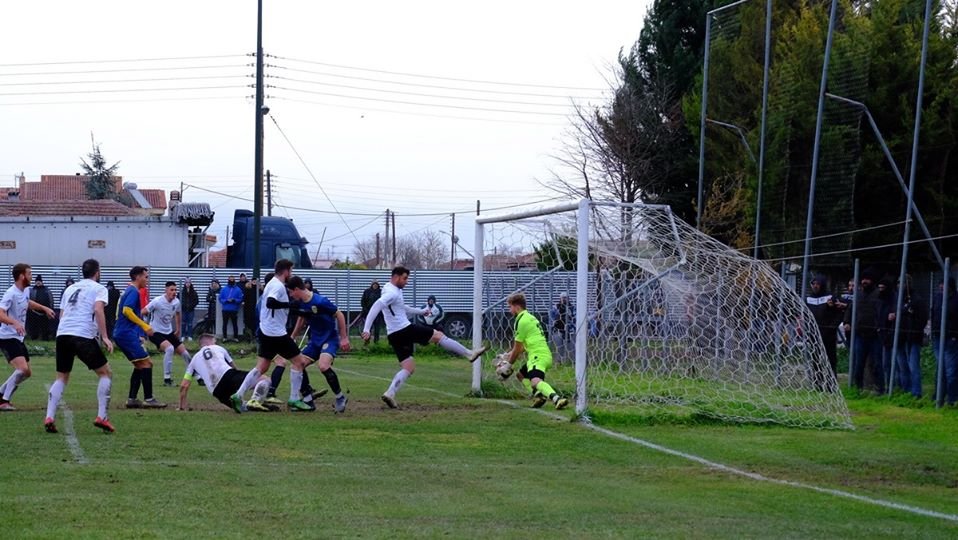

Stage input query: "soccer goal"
[{"left": 471, "top": 200, "right": 852, "bottom": 429}]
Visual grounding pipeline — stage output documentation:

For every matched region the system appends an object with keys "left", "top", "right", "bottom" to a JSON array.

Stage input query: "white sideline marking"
[
  {"left": 45, "top": 384, "right": 89, "bottom": 465},
  {"left": 339, "top": 368, "right": 958, "bottom": 523}
]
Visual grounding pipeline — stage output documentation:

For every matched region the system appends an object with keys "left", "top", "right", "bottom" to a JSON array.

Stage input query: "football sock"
[
  {"left": 181, "top": 350, "right": 192, "bottom": 366},
  {"left": 163, "top": 347, "right": 175, "bottom": 379},
  {"left": 522, "top": 378, "right": 533, "bottom": 395},
  {"left": 534, "top": 381, "right": 556, "bottom": 399},
  {"left": 437, "top": 336, "right": 470, "bottom": 358},
  {"left": 386, "top": 368, "right": 411, "bottom": 397},
  {"left": 301, "top": 370, "right": 313, "bottom": 397},
  {"left": 289, "top": 369, "right": 304, "bottom": 402},
  {"left": 269, "top": 365, "right": 285, "bottom": 396},
  {"left": 235, "top": 368, "right": 261, "bottom": 397},
  {"left": 321, "top": 368, "right": 342, "bottom": 395},
  {"left": 252, "top": 379, "right": 270, "bottom": 402},
  {"left": 97, "top": 376, "right": 111, "bottom": 419},
  {"left": 2, "top": 369, "right": 25, "bottom": 401},
  {"left": 141, "top": 367, "right": 155, "bottom": 400},
  {"left": 46, "top": 379, "right": 65, "bottom": 420},
  {"left": 129, "top": 370, "right": 142, "bottom": 400}
]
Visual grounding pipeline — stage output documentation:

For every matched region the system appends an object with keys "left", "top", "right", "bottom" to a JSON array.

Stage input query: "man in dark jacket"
[
  {"left": 805, "top": 274, "right": 846, "bottom": 384},
  {"left": 206, "top": 279, "right": 220, "bottom": 326},
  {"left": 361, "top": 280, "right": 383, "bottom": 343},
  {"left": 843, "top": 269, "right": 885, "bottom": 393},
  {"left": 27, "top": 275, "right": 55, "bottom": 340},
  {"left": 180, "top": 277, "right": 199, "bottom": 340},
  {"left": 104, "top": 281, "right": 120, "bottom": 337},
  {"left": 888, "top": 275, "right": 928, "bottom": 398},
  {"left": 242, "top": 278, "right": 258, "bottom": 341}
]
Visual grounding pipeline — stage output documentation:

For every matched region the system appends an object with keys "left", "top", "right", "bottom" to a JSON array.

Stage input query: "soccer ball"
[{"left": 495, "top": 358, "right": 513, "bottom": 381}]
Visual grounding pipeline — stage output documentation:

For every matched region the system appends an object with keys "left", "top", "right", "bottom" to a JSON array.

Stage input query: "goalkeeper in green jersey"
[{"left": 501, "top": 292, "right": 568, "bottom": 409}]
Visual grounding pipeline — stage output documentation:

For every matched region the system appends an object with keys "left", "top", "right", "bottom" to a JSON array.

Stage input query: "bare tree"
[{"left": 353, "top": 230, "right": 448, "bottom": 269}]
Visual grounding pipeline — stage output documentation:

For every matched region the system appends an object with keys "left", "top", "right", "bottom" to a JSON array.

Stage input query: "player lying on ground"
[
  {"left": 0, "top": 263, "right": 55, "bottom": 411},
  {"left": 496, "top": 292, "right": 568, "bottom": 410},
  {"left": 288, "top": 276, "right": 350, "bottom": 413},
  {"left": 178, "top": 334, "right": 273, "bottom": 412},
  {"left": 361, "top": 266, "right": 488, "bottom": 409}
]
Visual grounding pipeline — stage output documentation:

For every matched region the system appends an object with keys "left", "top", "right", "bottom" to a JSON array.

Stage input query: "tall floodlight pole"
[
  {"left": 889, "top": 0, "right": 934, "bottom": 396},
  {"left": 252, "top": 0, "right": 265, "bottom": 280},
  {"left": 800, "top": 0, "right": 839, "bottom": 301},
  {"left": 696, "top": 13, "right": 712, "bottom": 230},
  {"left": 754, "top": 0, "right": 772, "bottom": 259}
]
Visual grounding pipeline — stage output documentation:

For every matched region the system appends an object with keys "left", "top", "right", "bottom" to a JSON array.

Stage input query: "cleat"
[
  {"left": 531, "top": 392, "right": 547, "bottom": 408},
  {"left": 264, "top": 396, "right": 284, "bottom": 406},
  {"left": 334, "top": 394, "right": 348, "bottom": 414},
  {"left": 554, "top": 397, "right": 569, "bottom": 410},
  {"left": 94, "top": 417, "right": 115, "bottom": 433},
  {"left": 126, "top": 398, "right": 143, "bottom": 409},
  {"left": 0, "top": 401, "right": 17, "bottom": 411},
  {"left": 311, "top": 388, "right": 329, "bottom": 400},
  {"left": 263, "top": 402, "right": 280, "bottom": 412},
  {"left": 142, "top": 398, "right": 168, "bottom": 409},
  {"left": 245, "top": 399, "right": 270, "bottom": 412},
  {"left": 469, "top": 345, "right": 490, "bottom": 363},
  {"left": 229, "top": 394, "right": 244, "bottom": 414},
  {"left": 44, "top": 417, "right": 58, "bottom": 433},
  {"left": 381, "top": 394, "right": 398, "bottom": 409},
  {"left": 163, "top": 378, "right": 173, "bottom": 387},
  {"left": 287, "top": 399, "right": 312, "bottom": 412}
]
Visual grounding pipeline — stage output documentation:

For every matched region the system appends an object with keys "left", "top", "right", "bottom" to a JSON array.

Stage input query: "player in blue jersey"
[
  {"left": 288, "top": 276, "right": 350, "bottom": 413},
  {"left": 113, "top": 266, "right": 166, "bottom": 409}
]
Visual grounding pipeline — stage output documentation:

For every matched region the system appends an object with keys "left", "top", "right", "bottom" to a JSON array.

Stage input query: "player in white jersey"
[
  {"left": 0, "top": 263, "right": 56, "bottom": 411},
  {"left": 44, "top": 259, "right": 116, "bottom": 434},
  {"left": 143, "top": 281, "right": 193, "bottom": 386},
  {"left": 362, "top": 266, "right": 488, "bottom": 408},
  {"left": 229, "top": 259, "right": 313, "bottom": 413},
  {"left": 177, "top": 334, "right": 272, "bottom": 412}
]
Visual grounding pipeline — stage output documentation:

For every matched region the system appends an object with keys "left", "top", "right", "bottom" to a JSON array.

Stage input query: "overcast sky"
[{"left": 3, "top": 0, "right": 651, "bottom": 260}]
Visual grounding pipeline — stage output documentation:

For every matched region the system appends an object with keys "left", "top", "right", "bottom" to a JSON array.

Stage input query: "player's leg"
[
  {"left": 515, "top": 366, "right": 535, "bottom": 398},
  {"left": 428, "top": 328, "right": 488, "bottom": 362},
  {"left": 317, "top": 348, "right": 347, "bottom": 413},
  {"left": 46, "top": 336, "right": 76, "bottom": 432},
  {"left": 160, "top": 340, "right": 175, "bottom": 386},
  {"left": 527, "top": 356, "right": 566, "bottom": 409},
  {"left": 383, "top": 355, "right": 415, "bottom": 409},
  {"left": 230, "top": 355, "right": 271, "bottom": 413},
  {"left": 266, "top": 355, "right": 286, "bottom": 404},
  {"left": 286, "top": 351, "right": 312, "bottom": 411},
  {"left": 0, "top": 344, "right": 31, "bottom": 409},
  {"left": 78, "top": 339, "right": 115, "bottom": 432},
  {"left": 134, "top": 356, "right": 165, "bottom": 409}
]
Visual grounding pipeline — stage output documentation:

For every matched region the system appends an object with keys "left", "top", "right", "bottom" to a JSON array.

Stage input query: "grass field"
[{"left": 2, "top": 341, "right": 957, "bottom": 539}]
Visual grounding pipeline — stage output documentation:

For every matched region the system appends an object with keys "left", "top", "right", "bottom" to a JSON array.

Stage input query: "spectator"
[
  {"left": 889, "top": 275, "right": 927, "bottom": 398},
  {"left": 304, "top": 278, "right": 314, "bottom": 292},
  {"left": 180, "top": 277, "right": 199, "bottom": 341},
  {"left": 242, "top": 277, "right": 258, "bottom": 341},
  {"left": 27, "top": 274, "right": 54, "bottom": 340},
  {"left": 418, "top": 295, "right": 445, "bottom": 331},
  {"left": 877, "top": 277, "right": 897, "bottom": 390},
  {"left": 843, "top": 269, "right": 885, "bottom": 393},
  {"left": 105, "top": 281, "right": 120, "bottom": 337},
  {"left": 805, "top": 274, "right": 846, "bottom": 384},
  {"left": 550, "top": 292, "right": 576, "bottom": 361},
  {"left": 218, "top": 276, "right": 243, "bottom": 341},
  {"left": 931, "top": 278, "right": 958, "bottom": 405},
  {"left": 206, "top": 279, "right": 221, "bottom": 325},
  {"left": 361, "top": 280, "right": 384, "bottom": 343}
]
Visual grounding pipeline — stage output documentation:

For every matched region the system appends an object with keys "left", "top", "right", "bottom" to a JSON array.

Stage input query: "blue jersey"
[
  {"left": 113, "top": 285, "right": 143, "bottom": 338},
  {"left": 293, "top": 293, "right": 339, "bottom": 345}
]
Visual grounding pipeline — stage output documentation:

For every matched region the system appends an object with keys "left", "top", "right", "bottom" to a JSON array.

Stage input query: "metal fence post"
[
  {"left": 849, "top": 259, "right": 860, "bottom": 389},
  {"left": 936, "top": 258, "right": 950, "bottom": 408}
]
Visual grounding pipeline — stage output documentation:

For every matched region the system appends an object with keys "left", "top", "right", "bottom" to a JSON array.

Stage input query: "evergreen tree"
[{"left": 80, "top": 135, "right": 120, "bottom": 200}]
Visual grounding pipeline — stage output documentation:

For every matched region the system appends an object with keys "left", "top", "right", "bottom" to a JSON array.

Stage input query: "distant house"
[{"left": 0, "top": 174, "right": 167, "bottom": 216}]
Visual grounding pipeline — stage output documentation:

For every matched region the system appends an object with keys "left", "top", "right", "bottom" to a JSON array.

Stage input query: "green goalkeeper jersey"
[{"left": 514, "top": 310, "right": 551, "bottom": 360}]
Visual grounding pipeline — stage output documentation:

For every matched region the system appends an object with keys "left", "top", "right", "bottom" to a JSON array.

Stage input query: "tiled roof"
[
  {"left": 28, "top": 175, "right": 124, "bottom": 200},
  {"left": 139, "top": 189, "right": 168, "bottom": 210},
  {"left": 208, "top": 249, "right": 227, "bottom": 268},
  {"left": 0, "top": 200, "right": 139, "bottom": 217}
]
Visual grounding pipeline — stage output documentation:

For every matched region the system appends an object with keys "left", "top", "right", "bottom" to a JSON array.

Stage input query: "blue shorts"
[
  {"left": 114, "top": 332, "right": 149, "bottom": 362},
  {"left": 302, "top": 339, "right": 338, "bottom": 362}
]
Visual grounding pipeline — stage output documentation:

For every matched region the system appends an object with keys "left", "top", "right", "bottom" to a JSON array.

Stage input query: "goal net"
[{"left": 472, "top": 200, "right": 852, "bottom": 429}]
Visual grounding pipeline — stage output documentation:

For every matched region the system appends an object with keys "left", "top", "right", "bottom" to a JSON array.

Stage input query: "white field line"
[
  {"left": 338, "top": 367, "right": 958, "bottom": 523},
  {"left": 45, "top": 384, "right": 89, "bottom": 465}
]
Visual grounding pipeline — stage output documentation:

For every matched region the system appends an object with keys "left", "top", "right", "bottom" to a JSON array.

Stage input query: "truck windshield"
[{"left": 276, "top": 245, "right": 298, "bottom": 263}]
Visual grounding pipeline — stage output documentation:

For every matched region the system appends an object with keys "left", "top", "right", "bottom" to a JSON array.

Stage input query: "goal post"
[{"left": 472, "top": 199, "right": 852, "bottom": 429}]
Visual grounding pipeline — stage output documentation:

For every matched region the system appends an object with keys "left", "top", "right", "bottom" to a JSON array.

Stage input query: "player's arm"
[
  {"left": 336, "top": 310, "right": 351, "bottom": 351},
  {"left": 507, "top": 340, "right": 525, "bottom": 364},
  {"left": 122, "top": 305, "right": 153, "bottom": 335},
  {"left": 178, "top": 372, "right": 193, "bottom": 410},
  {"left": 291, "top": 315, "right": 307, "bottom": 339},
  {"left": 27, "top": 299, "right": 56, "bottom": 319},
  {"left": 265, "top": 296, "right": 291, "bottom": 310},
  {"left": 94, "top": 300, "right": 114, "bottom": 353},
  {"left": 362, "top": 297, "right": 388, "bottom": 337},
  {"left": 0, "top": 306, "right": 24, "bottom": 335}
]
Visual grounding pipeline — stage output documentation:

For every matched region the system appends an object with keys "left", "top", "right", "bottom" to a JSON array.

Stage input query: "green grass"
[{"left": 2, "top": 341, "right": 957, "bottom": 538}]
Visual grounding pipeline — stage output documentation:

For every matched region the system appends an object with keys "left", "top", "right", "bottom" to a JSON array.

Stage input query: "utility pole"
[
  {"left": 450, "top": 213, "right": 456, "bottom": 270},
  {"left": 265, "top": 169, "right": 272, "bottom": 216},
  {"left": 252, "top": 0, "right": 265, "bottom": 280},
  {"left": 375, "top": 232, "right": 381, "bottom": 269},
  {"left": 384, "top": 209, "right": 390, "bottom": 268},
  {"left": 391, "top": 211, "right": 397, "bottom": 266}
]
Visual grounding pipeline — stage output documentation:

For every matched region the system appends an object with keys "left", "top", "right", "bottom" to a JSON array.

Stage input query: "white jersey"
[
  {"left": 57, "top": 279, "right": 108, "bottom": 339},
  {"left": 376, "top": 283, "right": 421, "bottom": 335},
  {"left": 0, "top": 285, "right": 30, "bottom": 341},
  {"left": 146, "top": 295, "right": 181, "bottom": 334},
  {"left": 259, "top": 276, "right": 289, "bottom": 337},
  {"left": 185, "top": 345, "right": 235, "bottom": 394}
]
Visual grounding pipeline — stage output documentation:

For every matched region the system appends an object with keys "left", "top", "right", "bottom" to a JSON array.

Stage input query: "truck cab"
[{"left": 226, "top": 210, "right": 312, "bottom": 268}]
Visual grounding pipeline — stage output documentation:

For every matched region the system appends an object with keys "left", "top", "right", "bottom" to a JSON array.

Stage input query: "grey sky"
[{"left": 3, "top": 0, "right": 651, "bottom": 260}]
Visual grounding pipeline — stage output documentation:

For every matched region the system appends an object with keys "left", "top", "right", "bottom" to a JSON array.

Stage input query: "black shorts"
[
  {"left": 0, "top": 338, "right": 29, "bottom": 363},
  {"left": 149, "top": 331, "right": 182, "bottom": 350},
  {"left": 257, "top": 334, "right": 301, "bottom": 361},
  {"left": 387, "top": 323, "right": 435, "bottom": 362},
  {"left": 55, "top": 335, "right": 108, "bottom": 373},
  {"left": 211, "top": 368, "right": 248, "bottom": 407}
]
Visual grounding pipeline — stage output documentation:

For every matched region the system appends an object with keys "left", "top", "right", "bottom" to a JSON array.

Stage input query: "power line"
[
  {"left": 270, "top": 85, "right": 568, "bottom": 116},
  {"left": 764, "top": 232, "right": 958, "bottom": 263},
  {"left": 0, "top": 54, "right": 248, "bottom": 67},
  {"left": 743, "top": 220, "right": 911, "bottom": 253},
  {"left": 0, "top": 64, "right": 250, "bottom": 78},
  {"left": 0, "top": 85, "right": 247, "bottom": 97},
  {"left": 0, "top": 74, "right": 250, "bottom": 87},
  {"left": 0, "top": 95, "right": 249, "bottom": 107},
  {"left": 270, "top": 174, "right": 543, "bottom": 195},
  {"left": 267, "top": 64, "right": 605, "bottom": 99},
  {"left": 267, "top": 53, "right": 605, "bottom": 91}
]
